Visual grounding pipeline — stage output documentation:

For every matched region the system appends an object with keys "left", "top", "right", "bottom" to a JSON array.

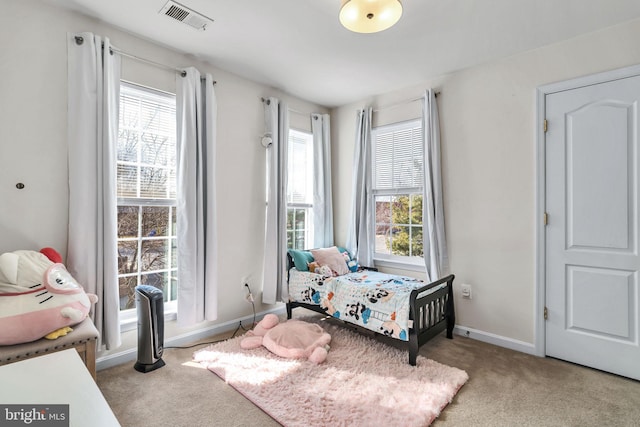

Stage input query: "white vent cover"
[{"left": 159, "top": 1, "right": 213, "bottom": 31}]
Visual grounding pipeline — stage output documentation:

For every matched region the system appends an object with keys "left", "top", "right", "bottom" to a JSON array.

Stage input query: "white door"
[{"left": 545, "top": 74, "right": 640, "bottom": 380}]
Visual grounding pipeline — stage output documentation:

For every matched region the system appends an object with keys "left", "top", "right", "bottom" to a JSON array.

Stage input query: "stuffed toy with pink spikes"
[{"left": 240, "top": 314, "right": 331, "bottom": 364}]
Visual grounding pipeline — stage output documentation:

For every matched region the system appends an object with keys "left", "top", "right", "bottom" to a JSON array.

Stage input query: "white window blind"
[
  {"left": 118, "top": 84, "right": 177, "bottom": 200},
  {"left": 287, "top": 130, "right": 313, "bottom": 204},
  {"left": 373, "top": 120, "right": 423, "bottom": 191}
]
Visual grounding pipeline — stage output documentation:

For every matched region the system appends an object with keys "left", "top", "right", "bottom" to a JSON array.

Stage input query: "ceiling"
[{"left": 44, "top": 0, "right": 640, "bottom": 107}]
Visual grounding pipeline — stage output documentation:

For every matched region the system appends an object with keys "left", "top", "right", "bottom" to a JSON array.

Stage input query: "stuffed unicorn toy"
[{"left": 0, "top": 249, "right": 98, "bottom": 345}]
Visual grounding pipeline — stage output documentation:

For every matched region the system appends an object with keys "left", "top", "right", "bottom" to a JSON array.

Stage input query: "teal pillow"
[
  {"left": 336, "top": 246, "right": 351, "bottom": 258},
  {"left": 288, "top": 249, "right": 314, "bottom": 271}
]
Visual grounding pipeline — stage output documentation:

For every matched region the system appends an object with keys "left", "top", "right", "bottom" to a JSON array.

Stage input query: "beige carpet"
[
  {"left": 194, "top": 317, "right": 468, "bottom": 427},
  {"left": 97, "top": 311, "right": 640, "bottom": 427}
]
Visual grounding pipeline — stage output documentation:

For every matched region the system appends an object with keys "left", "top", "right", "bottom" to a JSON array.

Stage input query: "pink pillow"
[{"left": 310, "top": 247, "right": 349, "bottom": 276}]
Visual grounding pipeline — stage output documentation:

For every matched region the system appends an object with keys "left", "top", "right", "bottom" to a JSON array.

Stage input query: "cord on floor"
[{"left": 164, "top": 300, "right": 256, "bottom": 350}]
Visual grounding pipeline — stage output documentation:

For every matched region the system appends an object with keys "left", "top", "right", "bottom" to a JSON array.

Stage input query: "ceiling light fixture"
[{"left": 339, "top": 0, "right": 403, "bottom": 34}]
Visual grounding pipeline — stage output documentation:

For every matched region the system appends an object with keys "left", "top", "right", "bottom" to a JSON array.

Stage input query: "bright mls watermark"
[{"left": 0, "top": 405, "right": 69, "bottom": 426}]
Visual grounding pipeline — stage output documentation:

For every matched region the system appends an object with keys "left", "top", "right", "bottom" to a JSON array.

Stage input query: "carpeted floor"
[{"left": 97, "top": 312, "right": 640, "bottom": 427}]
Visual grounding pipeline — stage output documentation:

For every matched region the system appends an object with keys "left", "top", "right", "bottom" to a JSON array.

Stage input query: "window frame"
[
  {"left": 117, "top": 81, "right": 178, "bottom": 331},
  {"left": 370, "top": 119, "right": 425, "bottom": 270}
]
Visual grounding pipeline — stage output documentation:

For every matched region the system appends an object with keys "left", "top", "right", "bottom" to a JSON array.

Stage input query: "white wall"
[
  {"left": 0, "top": 0, "right": 327, "bottom": 357},
  {"left": 332, "top": 17, "right": 640, "bottom": 345}
]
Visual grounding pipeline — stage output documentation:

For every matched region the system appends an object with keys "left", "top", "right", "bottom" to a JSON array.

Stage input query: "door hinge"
[
  {"left": 543, "top": 212, "right": 548, "bottom": 225},
  {"left": 543, "top": 119, "right": 548, "bottom": 133},
  {"left": 544, "top": 306, "right": 548, "bottom": 320}
]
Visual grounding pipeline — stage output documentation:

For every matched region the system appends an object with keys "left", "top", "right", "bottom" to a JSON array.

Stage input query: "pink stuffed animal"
[{"left": 240, "top": 314, "right": 331, "bottom": 364}]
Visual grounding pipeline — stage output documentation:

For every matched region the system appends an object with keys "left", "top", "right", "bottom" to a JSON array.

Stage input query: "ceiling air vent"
[{"left": 159, "top": 1, "right": 213, "bottom": 31}]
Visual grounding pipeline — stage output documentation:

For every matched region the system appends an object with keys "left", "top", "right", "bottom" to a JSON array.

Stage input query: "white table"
[{"left": 0, "top": 349, "right": 120, "bottom": 426}]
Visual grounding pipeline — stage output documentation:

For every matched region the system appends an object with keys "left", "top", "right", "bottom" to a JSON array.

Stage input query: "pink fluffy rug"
[{"left": 194, "top": 318, "right": 468, "bottom": 427}]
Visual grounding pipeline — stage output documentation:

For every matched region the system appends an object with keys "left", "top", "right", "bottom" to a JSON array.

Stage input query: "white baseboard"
[
  {"left": 453, "top": 325, "right": 537, "bottom": 356},
  {"left": 98, "top": 312, "right": 537, "bottom": 371},
  {"left": 96, "top": 306, "right": 286, "bottom": 371}
]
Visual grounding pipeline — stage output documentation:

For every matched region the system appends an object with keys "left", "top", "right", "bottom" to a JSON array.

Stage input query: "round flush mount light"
[{"left": 339, "top": 0, "right": 403, "bottom": 34}]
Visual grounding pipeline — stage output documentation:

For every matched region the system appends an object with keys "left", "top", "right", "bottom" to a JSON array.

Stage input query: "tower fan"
[{"left": 134, "top": 285, "right": 165, "bottom": 373}]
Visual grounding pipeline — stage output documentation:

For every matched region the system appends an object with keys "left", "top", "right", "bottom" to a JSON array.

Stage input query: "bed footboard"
[{"left": 408, "top": 274, "right": 455, "bottom": 365}]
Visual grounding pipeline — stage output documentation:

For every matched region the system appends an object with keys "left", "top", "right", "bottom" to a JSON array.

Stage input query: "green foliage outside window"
[{"left": 379, "top": 194, "right": 423, "bottom": 257}]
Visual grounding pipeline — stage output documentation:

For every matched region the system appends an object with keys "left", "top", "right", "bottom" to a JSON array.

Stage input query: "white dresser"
[{"left": 0, "top": 349, "right": 120, "bottom": 426}]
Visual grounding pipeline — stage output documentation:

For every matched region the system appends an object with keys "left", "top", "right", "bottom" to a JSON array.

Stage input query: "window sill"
[{"left": 373, "top": 258, "right": 425, "bottom": 273}]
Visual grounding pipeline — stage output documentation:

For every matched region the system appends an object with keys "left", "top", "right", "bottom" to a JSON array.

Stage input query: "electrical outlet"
[
  {"left": 241, "top": 277, "right": 254, "bottom": 304},
  {"left": 461, "top": 284, "right": 472, "bottom": 299},
  {"left": 240, "top": 275, "right": 250, "bottom": 288}
]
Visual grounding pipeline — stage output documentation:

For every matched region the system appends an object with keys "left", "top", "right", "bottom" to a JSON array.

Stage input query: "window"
[
  {"left": 286, "top": 129, "right": 314, "bottom": 250},
  {"left": 372, "top": 120, "right": 424, "bottom": 265},
  {"left": 116, "top": 82, "right": 178, "bottom": 316}
]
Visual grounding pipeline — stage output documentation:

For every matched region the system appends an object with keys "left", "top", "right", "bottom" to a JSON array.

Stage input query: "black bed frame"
[{"left": 285, "top": 254, "right": 456, "bottom": 366}]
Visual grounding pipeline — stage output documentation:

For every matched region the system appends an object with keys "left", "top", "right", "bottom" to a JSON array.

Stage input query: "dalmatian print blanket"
[{"left": 288, "top": 269, "right": 447, "bottom": 341}]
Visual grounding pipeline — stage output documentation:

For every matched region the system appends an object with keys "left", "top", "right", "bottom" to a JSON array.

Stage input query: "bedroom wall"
[
  {"left": 0, "top": 0, "right": 327, "bottom": 358},
  {"left": 332, "top": 17, "right": 640, "bottom": 347}
]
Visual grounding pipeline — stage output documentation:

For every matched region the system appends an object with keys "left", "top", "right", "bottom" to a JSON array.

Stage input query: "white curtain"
[
  {"left": 346, "top": 108, "right": 374, "bottom": 266},
  {"left": 176, "top": 67, "right": 218, "bottom": 326},
  {"left": 66, "top": 32, "right": 121, "bottom": 350},
  {"left": 311, "top": 113, "right": 334, "bottom": 248},
  {"left": 262, "top": 97, "right": 289, "bottom": 304},
  {"left": 422, "top": 89, "right": 449, "bottom": 281}
]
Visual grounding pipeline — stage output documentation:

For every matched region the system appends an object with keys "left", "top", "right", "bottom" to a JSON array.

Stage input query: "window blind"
[
  {"left": 287, "top": 130, "right": 313, "bottom": 204},
  {"left": 372, "top": 120, "right": 423, "bottom": 191},
  {"left": 117, "top": 83, "right": 176, "bottom": 200}
]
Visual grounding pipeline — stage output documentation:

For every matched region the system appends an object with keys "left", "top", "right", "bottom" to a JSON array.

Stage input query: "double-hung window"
[
  {"left": 371, "top": 119, "right": 424, "bottom": 266},
  {"left": 286, "top": 129, "right": 314, "bottom": 250},
  {"left": 116, "top": 82, "right": 178, "bottom": 321}
]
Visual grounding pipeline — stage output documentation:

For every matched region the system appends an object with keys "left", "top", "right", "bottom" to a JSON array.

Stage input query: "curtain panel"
[
  {"left": 66, "top": 32, "right": 121, "bottom": 350},
  {"left": 421, "top": 89, "right": 449, "bottom": 281},
  {"left": 176, "top": 67, "right": 218, "bottom": 326},
  {"left": 346, "top": 107, "right": 374, "bottom": 266},
  {"left": 311, "top": 113, "right": 334, "bottom": 248},
  {"left": 262, "top": 97, "right": 289, "bottom": 304}
]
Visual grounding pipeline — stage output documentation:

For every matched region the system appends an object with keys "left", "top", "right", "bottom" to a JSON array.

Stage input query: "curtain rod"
[
  {"left": 260, "top": 98, "right": 324, "bottom": 116},
  {"left": 373, "top": 91, "right": 440, "bottom": 113},
  {"left": 260, "top": 97, "right": 313, "bottom": 116},
  {"left": 73, "top": 35, "right": 216, "bottom": 85}
]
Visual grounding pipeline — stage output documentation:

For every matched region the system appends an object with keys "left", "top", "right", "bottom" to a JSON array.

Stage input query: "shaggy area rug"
[{"left": 194, "top": 318, "right": 468, "bottom": 427}]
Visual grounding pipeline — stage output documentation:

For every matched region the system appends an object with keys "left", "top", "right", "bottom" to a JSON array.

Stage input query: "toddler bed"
[{"left": 286, "top": 247, "right": 455, "bottom": 366}]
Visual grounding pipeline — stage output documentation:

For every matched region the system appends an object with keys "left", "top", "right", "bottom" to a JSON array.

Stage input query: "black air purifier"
[{"left": 134, "top": 285, "right": 165, "bottom": 373}]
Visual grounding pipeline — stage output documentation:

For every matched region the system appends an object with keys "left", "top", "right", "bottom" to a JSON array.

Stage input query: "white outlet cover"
[{"left": 461, "top": 284, "right": 472, "bottom": 298}]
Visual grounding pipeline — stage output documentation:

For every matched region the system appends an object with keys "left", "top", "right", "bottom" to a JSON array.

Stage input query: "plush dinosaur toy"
[
  {"left": 0, "top": 249, "right": 98, "bottom": 345},
  {"left": 240, "top": 314, "right": 331, "bottom": 364}
]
